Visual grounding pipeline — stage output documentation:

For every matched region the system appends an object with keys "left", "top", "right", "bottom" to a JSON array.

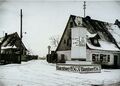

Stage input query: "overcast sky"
[{"left": 0, "top": 0, "right": 120, "bottom": 56}]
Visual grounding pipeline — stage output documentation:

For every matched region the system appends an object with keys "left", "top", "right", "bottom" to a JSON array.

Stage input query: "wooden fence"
[
  {"left": 0, "top": 54, "right": 21, "bottom": 64},
  {"left": 0, "top": 54, "right": 38, "bottom": 65}
]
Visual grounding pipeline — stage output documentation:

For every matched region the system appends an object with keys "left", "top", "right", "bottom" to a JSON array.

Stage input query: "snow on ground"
[{"left": 0, "top": 60, "right": 120, "bottom": 86}]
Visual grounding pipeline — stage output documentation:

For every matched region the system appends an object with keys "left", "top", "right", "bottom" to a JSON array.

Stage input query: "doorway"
[{"left": 114, "top": 55, "right": 118, "bottom": 66}]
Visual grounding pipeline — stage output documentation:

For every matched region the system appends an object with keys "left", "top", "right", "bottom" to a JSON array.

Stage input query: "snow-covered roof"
[
  {"left": 87, "top": 40, "right": 120, "bottom": 51},
  {"left": 87, "top": 24, "right": 120, "bottom": 51},
  {"left": 1, "top": 45, "right": 17, "bottom": 49},
  {"left": 108, "top": 25, "right": 120, "bottom": 48},
  {"left": 82, "top": 16, "right": 120, "bottom": 51},
  {"left": 0, "top": 32, "right": 27, "bottom": 50},
  {"left": 86, "top": 31, "right": 97, "bottom": 38},
  {"left": 56, "top": 15, "right": 120, "bottom": 52}
]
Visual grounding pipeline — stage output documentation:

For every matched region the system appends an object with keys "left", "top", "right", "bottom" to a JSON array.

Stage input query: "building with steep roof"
[
  {"left": 0, "top": 32, "right": 27, "bottom": 55},
  {"left": 52, "top": 15, "right": 120, "bottom": 68},
  {"left": 0, "top": 32, "right": 28, "bottom": 64}
]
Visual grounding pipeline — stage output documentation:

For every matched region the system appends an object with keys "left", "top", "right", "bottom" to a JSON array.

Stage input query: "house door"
[{"left": 114, "top": 55, "right": 118, "bottom": 66}]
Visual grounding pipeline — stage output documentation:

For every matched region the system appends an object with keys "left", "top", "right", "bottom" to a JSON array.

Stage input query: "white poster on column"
[{"left": 71, "top": 27, "right": 87, "bottom": 59}]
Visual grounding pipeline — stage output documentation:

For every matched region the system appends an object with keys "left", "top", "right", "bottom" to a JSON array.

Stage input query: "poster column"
[{"left": 71, "top": 27, "right": 87, "bottom": 60}]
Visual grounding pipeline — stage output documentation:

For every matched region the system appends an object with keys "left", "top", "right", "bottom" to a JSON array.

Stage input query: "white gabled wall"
[
  {"left": 71, "top": 26, "right": 87, "bottom": 59},
  {"left": 57, "top": 50, "right": 71, "bottom": 61}
]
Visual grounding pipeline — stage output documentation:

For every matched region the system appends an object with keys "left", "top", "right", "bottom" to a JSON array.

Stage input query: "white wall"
[
  {"left": 71, "top": 27, "right": 87, "bottom": 59},
  {"left": 57, "top": 50, "right": 71, "bottom": 61},
  {"left": 86, "top": 49, "right": 119, "bottom": 65}
]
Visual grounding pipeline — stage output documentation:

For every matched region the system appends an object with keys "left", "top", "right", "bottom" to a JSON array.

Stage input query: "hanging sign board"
[{"left": 56, "top": 63, "right": 101, "bottom": 73}]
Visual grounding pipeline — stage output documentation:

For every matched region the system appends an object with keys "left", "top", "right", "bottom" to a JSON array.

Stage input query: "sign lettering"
[
  {"left": 72, "top": 36, "right": 86, "bottom": 46},
  {"left": 56, "top": 64, "right": 101, "bottom": 73}
]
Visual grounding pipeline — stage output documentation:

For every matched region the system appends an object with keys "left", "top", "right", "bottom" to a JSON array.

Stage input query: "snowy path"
[{"left": 0, "top": 60, "right": 120, "bottom": 86}]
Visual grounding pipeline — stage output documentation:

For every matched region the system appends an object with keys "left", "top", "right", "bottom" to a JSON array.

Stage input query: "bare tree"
[
  {"left": 49, "top": 35, "right": 60, "bottom": 47},
  {"left": 27, "top": 47, "right": 34, "bottom": 55}
]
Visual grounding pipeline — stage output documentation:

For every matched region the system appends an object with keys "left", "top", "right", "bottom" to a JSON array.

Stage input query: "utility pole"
[
  {"left": 20, "top": 9, "right": 23, "bottom": 63},
  {"left": 20, "top": 9, "right": 23, "bottom": 40},
  {"left": 83, "top": 1, "right": 86, "bottom": 18}
]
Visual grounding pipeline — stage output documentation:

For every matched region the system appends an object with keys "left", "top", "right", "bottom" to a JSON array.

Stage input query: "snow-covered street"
[{"left": 0, "top": 60, "right": 120, "bottom": 86}]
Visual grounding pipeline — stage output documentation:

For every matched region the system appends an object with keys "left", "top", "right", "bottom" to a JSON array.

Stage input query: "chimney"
[
  {"left": 115, "top": 19, "right": 119, "bottom": 25},
  {"left": 5, "top": 33, "right": 7, "bottom": 38},
  {"left": 85, "top": 16, "right": 91, "bottom": 20},
  {"left": 114, "top": 19, "right": 120, "bottom": 28}
]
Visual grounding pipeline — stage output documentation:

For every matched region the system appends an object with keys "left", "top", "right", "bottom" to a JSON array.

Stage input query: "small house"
[{"left": 0, "top": 32, "right": 28, "bottom": 64}]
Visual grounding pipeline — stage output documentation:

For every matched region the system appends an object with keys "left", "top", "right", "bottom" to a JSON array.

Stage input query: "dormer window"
[
  {"left": 94, "top": 39, "right": 98, "bottom": 44},
  {"left": 90, "top": 38, "right": 100, "bottom": 47}
]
